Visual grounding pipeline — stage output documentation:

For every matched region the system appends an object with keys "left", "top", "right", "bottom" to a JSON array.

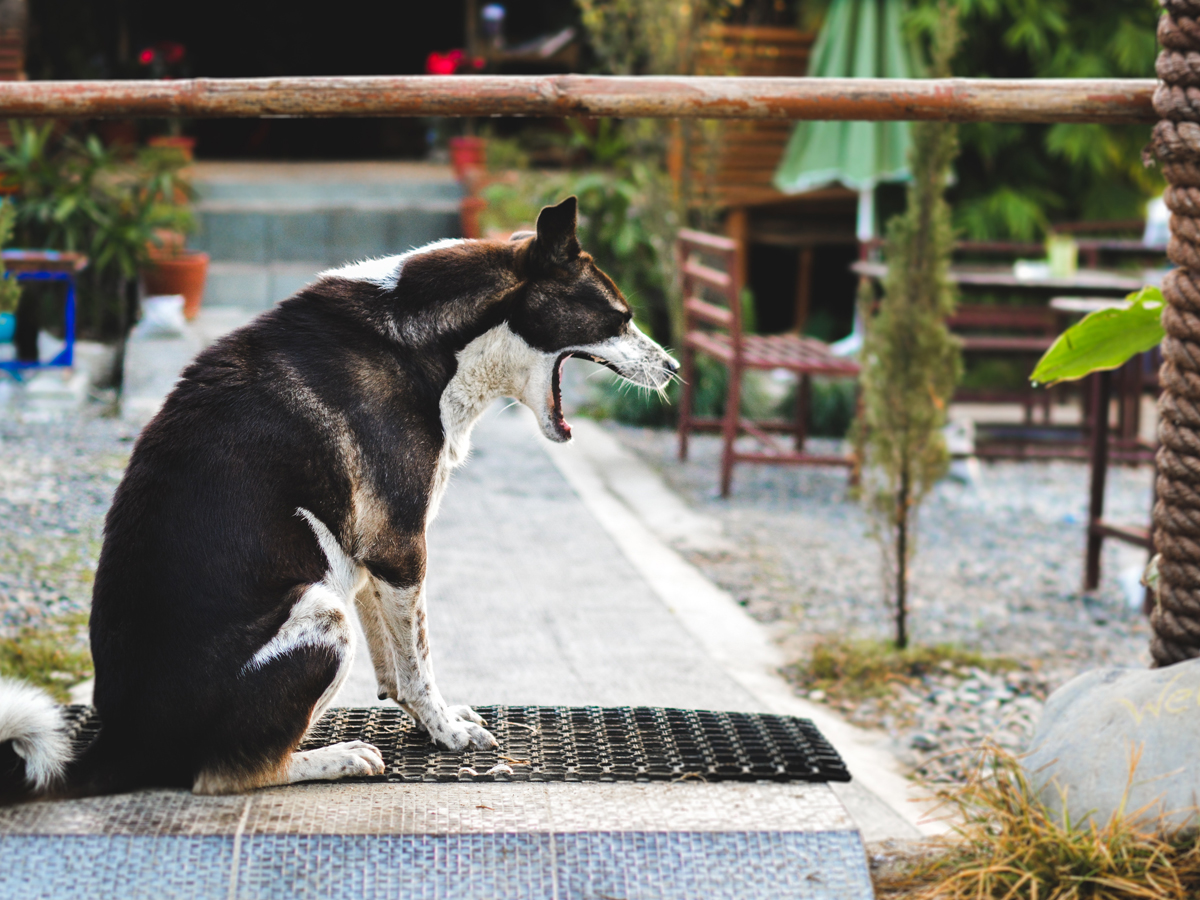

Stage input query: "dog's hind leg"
[
  {"left": 356, "top": 576, "right": 497, "bottom": 752},
  {"left": 192, "top": 582, "right": 384, "bottom": 794}
]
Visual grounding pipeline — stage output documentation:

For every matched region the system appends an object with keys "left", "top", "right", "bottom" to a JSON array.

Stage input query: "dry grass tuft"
[
  {"left": 875, "top": 744, "right": 1200, "bottom": 900},
  {"left": 785, "top": 637, "right": 1021, "bottom": 706},
  {"left": 0, "top": 613, "right": 92, "bottom": 702}
]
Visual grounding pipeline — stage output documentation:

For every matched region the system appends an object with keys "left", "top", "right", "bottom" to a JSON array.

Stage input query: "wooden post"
[
  {"left": 721, "top": 363, "right": 741, "bottom": 498},
  {"left": 725, "top": 207, "right": 749, "bottom": 297},
  {"left": 794, "top": 373, "right": 811, "bottom": 451},
  {"left": 793, "top": 246, "right": 813, "bottom": 334},
  {"left": 1085, "top": 370, "right": 1113, "bottom": 592}
]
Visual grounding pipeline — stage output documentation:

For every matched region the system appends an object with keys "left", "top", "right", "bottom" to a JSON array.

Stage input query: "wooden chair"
[
  {"left": 676, "top": 228, "right": 861, "bottom": 496},
  {"left": 947, "top": 304, "right": 1061, "bottom": 425}
]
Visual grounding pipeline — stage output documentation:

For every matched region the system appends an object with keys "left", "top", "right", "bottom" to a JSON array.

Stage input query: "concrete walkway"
[
  {"left": 114, "top": 307, "right": 936, "bottom": 844},
  {"left": 350, "top": 405, "right": 763, "bottom": 712}
]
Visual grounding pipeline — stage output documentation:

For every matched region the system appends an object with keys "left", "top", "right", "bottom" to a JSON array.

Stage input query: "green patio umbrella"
[{"left": 773, "top": 0, "right": 916, "bottom": 241}]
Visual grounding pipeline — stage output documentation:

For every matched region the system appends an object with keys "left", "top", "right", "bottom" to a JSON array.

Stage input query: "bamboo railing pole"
[{"left": 0, "top": 75, "right": 1156, "bottom": 123}]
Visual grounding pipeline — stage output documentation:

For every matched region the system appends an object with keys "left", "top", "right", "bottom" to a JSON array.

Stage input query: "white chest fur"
[{"left": 428, "top": 324, "right": 551, "bottom": 526}]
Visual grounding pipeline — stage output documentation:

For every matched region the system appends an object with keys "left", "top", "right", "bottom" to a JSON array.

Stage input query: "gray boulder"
[{"left": 1023, "top": 661, "right": 1200, "bottom": 829}]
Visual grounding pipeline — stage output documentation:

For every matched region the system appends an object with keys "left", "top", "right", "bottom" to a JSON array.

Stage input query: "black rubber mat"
[{"left": 61, "top": 705, "right": 851, "bottom": 784}]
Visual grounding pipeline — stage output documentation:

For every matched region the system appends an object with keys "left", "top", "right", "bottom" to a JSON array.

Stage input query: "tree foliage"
[
  {"left": 857, "top": 2, "right": 963, "bottom": 649},
  {"left": 922, "top": 0, "right": 1161, "bottom": 238},
  {"left": 574, "top": 0, "right": 744, "bottom": 76}
]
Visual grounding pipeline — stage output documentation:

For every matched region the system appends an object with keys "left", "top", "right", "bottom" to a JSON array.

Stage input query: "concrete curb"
[{"left": 543, "top": 418, "right": 947, "bottom": 841}]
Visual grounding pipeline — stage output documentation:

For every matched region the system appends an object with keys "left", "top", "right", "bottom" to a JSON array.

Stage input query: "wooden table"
[
  {"left": 851, "top": 260, "right": 1147, "bottom": 293},
  {"left": 852, "top": 263, "right": 1154, "bottom": 451}
]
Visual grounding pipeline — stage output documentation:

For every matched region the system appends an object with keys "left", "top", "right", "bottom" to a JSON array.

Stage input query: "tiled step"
[
  {"left": 188, "top": 162, "right": 463, "bottom": 309},
  {"left": 0, "top": 780, "right": 873, "bottom": 899}
]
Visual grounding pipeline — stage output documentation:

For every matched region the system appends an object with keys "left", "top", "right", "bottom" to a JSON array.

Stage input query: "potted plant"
[
  {"left": 139, "top": 42, "right": 196, "bottom": 161},
  {"left": 133, "top": 144, "right": 205, "bottom": 319},
  {"left": 0, "top": 123, "right": 197, "bottom": 346},
  {"left": 0, "top": 199, "right": 20, "bottom": 344},
  {"left": 142, "top": 243, "right": 209, "bottom": 321}
]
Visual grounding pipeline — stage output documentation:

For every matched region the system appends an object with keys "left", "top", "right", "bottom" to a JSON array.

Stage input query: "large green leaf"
[{"left": 1029, "top": 286, "right": 1165, "bottom": 386}]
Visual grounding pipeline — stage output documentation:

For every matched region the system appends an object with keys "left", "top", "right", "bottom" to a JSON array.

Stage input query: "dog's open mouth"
[{"left": 550, "top": 351, "right": 623, "bottom": 440}]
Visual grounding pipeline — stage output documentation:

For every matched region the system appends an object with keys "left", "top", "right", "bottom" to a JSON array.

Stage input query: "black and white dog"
[{"left": 0, "top": 197, "right": 677, "bottom": 801}]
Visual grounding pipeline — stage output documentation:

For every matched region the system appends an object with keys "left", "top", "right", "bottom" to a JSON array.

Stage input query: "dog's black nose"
[{"left": 666, "top": 358, "right": 681, "bottom": 374}]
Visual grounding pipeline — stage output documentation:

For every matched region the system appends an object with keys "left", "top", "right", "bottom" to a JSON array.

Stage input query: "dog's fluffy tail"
[{"left": 0, "top": 677, "right": 71, "bottom": 804}]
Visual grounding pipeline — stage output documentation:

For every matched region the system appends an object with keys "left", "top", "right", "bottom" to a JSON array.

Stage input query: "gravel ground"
[
  {"left": 0, "top": 406, "right": 130, "bottom": 637},
  {"left": 602, "top": 423, "right": 1155, "bottom": 780}
]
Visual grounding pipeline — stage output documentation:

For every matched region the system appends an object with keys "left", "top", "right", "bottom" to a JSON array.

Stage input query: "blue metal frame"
[{"left": 0, "top": 269, "right": 77, "bottom": 377}]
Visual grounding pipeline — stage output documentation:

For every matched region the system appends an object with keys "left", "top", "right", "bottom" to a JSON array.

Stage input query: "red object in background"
[
  {"left": 448, "top": 136, "right": 487, "bottom": 181},
  {"left": 425, "top": 49, "right": 483, "bottom": 75},
  {"left": 426, "top": 49, "right": 464, "bottom": 75},
  {"left": 138, "top": 41, "right": 187, "bottom": 75},
  {"left": 460, "top": 196, "right": 486, "bottom": 239}
]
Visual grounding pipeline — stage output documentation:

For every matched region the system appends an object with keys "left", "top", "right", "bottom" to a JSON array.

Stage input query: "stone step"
[
  {"left": 187, "top": 162, "right": 463, "bottom": 308},
  {"left": 191, "top": 161, "right": 461, "bottom": 205},
  {"left": 192, "top": 208, "right": 460, "bottom": 266}
]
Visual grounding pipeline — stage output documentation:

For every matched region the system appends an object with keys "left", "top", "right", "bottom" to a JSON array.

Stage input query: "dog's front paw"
[
  {"left": 447, "top": 704, "right": 486, "bottom": 727},
  {"left": 428, "top": 706, "right": 497, "bottom": 751},
  {"left": 287, "top": 741, "right": 386, "bottom": 783}
]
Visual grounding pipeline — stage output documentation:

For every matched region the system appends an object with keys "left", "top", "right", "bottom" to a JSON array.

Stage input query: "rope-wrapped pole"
[{"left": 1150, "top": 0, "right": 1200, "bottom": 665}]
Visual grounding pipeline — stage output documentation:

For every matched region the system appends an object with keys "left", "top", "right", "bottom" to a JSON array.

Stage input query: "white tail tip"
[{"left": 0, "top": 678, "right": 71, "bottom": 791}]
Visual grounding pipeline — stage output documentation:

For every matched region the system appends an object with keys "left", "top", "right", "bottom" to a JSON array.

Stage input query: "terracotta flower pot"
[
  {"left": 148, "top": 135, "right": 197, "bottom": 162},
  {"left": 448, "top": 136, "right": 486, "bottom": 182},
  {"left": 459, "top": 196, "right": 487, "bottom": 240},
  {"left": 142, "top": 251, "right": 209, "bottom": 320}
]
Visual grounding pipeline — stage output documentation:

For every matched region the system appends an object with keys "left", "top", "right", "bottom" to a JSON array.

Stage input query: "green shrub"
[
  {"left": 810, "top": 378, "right": 858, "bottom": 438},
  {"left": 0, "top": 198, "right": 22, "bottom": 314}
]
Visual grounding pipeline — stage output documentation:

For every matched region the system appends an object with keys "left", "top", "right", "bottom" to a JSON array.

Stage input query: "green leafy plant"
[
  {"left": 0, "top": 198, "right": 22, "bottom": 314},
  {"left": 0, "top": 121, "right": 194, "bottom": 339},
  {"left": 1030, "top": 286, "right": 1165, "bottom": 386},
  {"left": 855, "top": 4, "right": 963, "bottom": 650},
  {"left": 575, "top": 0, "right": 735, "bottom": 76},
  {"left": 480, "top": 125, "right": 680, "bottom": 349}
]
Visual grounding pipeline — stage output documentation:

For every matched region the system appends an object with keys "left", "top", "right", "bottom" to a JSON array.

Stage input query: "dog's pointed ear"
[{"left": 533, "top": 197, "right": 579, "bottom": 267}]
